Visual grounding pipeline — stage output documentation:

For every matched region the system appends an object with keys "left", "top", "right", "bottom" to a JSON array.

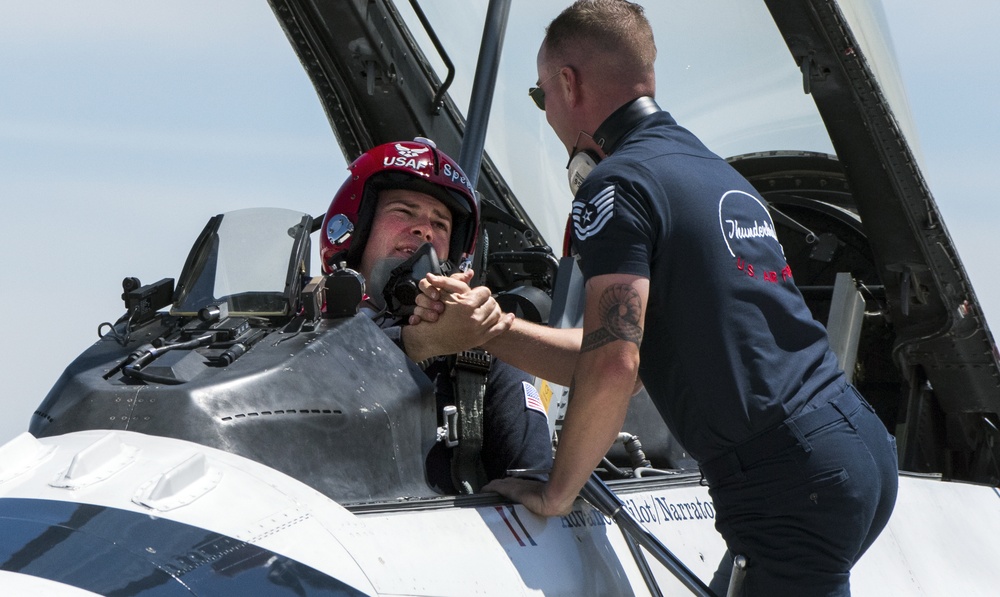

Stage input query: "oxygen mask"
[{"left": 382, "top": 242, "right": 450, "bottom": 318}]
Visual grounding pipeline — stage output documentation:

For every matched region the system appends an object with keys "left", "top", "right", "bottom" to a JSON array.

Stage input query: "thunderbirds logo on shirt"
[
  {"left": 572, "top": 184, "right": 616, "bottom": 240},
  {"left": 718, "top": 190, "right": 783, "bottom": 257},
  {"left": 719, "top": 189, "right": 793, "bottom": 284}
]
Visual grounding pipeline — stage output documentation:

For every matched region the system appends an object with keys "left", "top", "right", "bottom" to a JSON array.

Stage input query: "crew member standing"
[{"left": 419, "top": 1, "right": 898, "bottom": 594}]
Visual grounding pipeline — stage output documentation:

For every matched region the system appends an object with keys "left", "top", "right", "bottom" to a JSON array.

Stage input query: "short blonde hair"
[{"left": 543, "top": 0, "right": 656, "bottom": 85}]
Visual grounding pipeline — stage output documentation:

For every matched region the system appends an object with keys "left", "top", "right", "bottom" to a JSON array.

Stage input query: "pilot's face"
[{"left": 359, "top": 188, "right": 452, "bottom": 282}]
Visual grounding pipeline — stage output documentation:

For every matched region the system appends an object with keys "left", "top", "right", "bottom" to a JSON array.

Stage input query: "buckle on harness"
[
  {"left": 437, "top": 405, "right": 460, "bottom": 448},
  {"left": 455, "top": 349, "right": 492, "bottom": 374}
]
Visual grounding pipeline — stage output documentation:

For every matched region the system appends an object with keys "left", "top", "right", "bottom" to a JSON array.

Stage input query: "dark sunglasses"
[{"left": 528, "top": 69, "right": 563, "bottom": 111}]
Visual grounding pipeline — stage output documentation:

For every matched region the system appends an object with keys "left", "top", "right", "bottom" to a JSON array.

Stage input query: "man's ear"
[{"left": 563, "top": 65, "right": 582, "bottom": 108}]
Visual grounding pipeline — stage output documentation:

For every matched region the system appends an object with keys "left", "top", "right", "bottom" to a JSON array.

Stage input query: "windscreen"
[{"left": 172, "top": 207, "right": 309, "bottom": 316}]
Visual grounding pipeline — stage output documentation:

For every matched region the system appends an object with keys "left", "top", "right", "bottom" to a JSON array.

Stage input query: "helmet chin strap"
[{"left": 565, "top": 96, "right": 661, "bottom": 195}]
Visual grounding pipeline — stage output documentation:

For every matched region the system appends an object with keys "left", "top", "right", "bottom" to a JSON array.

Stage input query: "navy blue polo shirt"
[{"left": 569, "top": 110, "right": 844, "bottom": 463}]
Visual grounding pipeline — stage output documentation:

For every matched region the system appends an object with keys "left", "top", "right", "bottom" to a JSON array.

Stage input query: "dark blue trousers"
[{"left": 703, "top": 383, "right": 898, "bottom": 596}]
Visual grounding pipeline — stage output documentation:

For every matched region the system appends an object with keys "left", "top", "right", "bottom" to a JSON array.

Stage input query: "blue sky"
[
  {"left": 0, "top": 1, "right": 997, "bottom": 443},
  {"left": 0, "top": 2, "right": 341, "bottom": 442}
]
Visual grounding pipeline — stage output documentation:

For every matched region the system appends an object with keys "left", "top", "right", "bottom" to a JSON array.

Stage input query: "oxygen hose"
[
  {"left": 121, "top": 334, "right": 213, "bottom": 385},
  {"left": 600, "top": 433, "right": 654, "bottom": 479},
  {"left": 619, "top": 432, "right": 651, "bottom": 469},
  {"left": 218, "top": 329, "right": 267, "bottom": 365}
]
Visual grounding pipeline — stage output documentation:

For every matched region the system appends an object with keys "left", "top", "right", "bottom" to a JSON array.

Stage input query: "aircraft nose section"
[
  {"left": 0, "top": 571, "right": 102, "bottom": 597},
  {"left": 0, "top": 497, "right": 371, "bottom": 596}
]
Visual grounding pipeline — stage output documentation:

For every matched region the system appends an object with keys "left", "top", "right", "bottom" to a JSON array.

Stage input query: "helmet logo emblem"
[{"left": 395, "top": 144, "right": 429, "bottom": 158}]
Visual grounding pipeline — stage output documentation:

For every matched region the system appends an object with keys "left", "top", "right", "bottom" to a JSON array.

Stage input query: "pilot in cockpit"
[{"left": 318, "top": 138, "right": 552, "bottom": 495}]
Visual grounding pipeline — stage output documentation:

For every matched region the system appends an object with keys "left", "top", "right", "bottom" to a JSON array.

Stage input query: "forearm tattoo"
[{"left": 580, "top": 284, "right": 643, "bottom": 353}]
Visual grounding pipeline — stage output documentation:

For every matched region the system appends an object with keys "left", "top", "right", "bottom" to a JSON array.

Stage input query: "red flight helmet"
[{"left": 320, "top": 137, "right": 479, "bottom": 273}]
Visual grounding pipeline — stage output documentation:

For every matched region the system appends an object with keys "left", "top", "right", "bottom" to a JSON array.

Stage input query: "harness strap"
[{"left": 450, "top": 349, "right": 491, "bottom": 494}]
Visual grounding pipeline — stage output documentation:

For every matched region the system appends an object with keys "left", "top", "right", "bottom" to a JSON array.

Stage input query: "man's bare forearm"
[
  {"left": 482, "top": 318, "right": 582, "bottom": 385},
  {"left": 542, "top": 344, "right": 639, "bottom": 512}
]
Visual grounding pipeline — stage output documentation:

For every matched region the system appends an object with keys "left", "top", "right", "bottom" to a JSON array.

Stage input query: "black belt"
[{"left": 700, "top": 386, "right": 863, "bottom": 486}]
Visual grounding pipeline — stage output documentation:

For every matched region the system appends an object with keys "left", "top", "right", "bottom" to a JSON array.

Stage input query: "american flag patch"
[{"left": 522, "top": 381, "right": 546, "bottom": 415}]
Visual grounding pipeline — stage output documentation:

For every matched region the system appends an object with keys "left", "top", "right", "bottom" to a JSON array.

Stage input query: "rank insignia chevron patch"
[{"left": 572, "top": 184, "right": 615, "bottom": 240}]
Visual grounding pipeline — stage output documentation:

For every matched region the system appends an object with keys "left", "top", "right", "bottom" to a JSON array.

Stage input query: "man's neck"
[{"left": 592, "top": 96, "right": 660, "bottom": 155}]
